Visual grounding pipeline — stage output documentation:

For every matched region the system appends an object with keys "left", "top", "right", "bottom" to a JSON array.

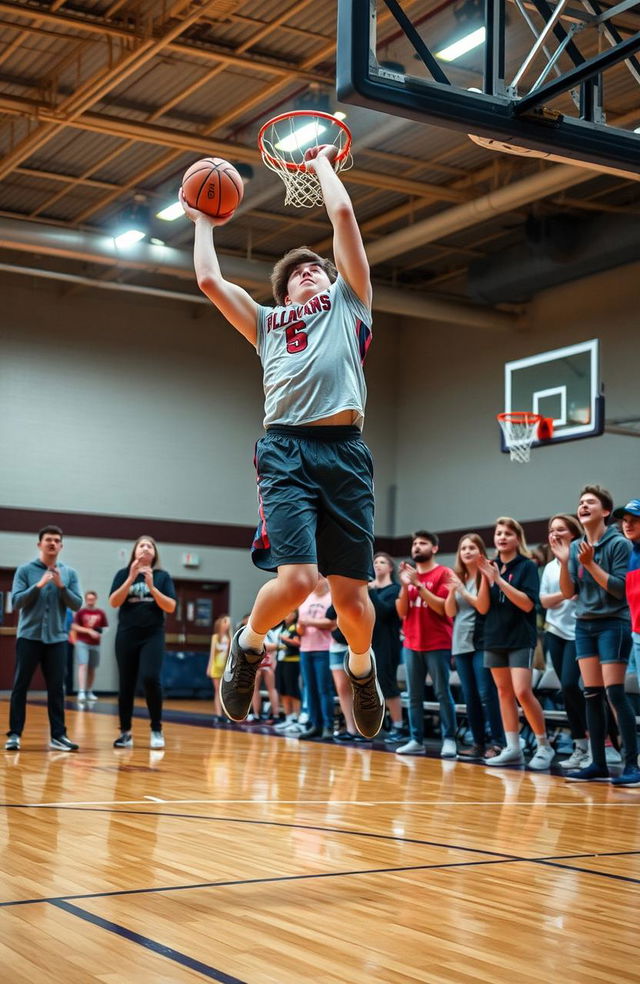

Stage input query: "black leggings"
[
  {"left": 115, "top": 629, "right": 165, "bottom": 732},
  {"left": 544, "top": 631, "right": 586, "bottom": 739}
]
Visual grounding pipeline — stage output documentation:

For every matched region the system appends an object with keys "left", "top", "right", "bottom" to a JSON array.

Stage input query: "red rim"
[
  {"left": 497, "top": 412, "right": 542, "bottom": 425},
  {"left": 258, "top": 110, "right": 352, "bottom": 173}
]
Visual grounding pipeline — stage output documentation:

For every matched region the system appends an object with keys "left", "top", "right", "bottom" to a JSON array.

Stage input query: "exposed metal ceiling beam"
[{"left": 0, "top": 218, "right": 518, "bottom": 330}]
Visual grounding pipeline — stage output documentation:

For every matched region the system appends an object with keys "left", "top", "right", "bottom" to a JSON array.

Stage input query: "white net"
[
  {"left": 497, "top": 413, "right": 541, "bottom": 463},
  {"left": 259, "top": 112, "right": 352, "bottom": 208}
]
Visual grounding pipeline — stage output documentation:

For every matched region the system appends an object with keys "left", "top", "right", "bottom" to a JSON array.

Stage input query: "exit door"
[
  {"left": 0, "top": 568, "right": 46, "bottom": 690},
  {"left": 164, "top": 579, "right": 230, "bottom": 653}
]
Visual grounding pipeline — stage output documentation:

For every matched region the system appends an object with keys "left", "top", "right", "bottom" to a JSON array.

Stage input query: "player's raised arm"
[
  {"left": 305, "top": 146, "right": 372, "bottom": 310},
  {"left": 181, "top": 190, "right": 258, "bottom": 346}
]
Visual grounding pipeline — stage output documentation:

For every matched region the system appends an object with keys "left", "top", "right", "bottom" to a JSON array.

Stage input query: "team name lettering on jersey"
[{"left": 265, "top": 292, "right": 331, "bottom": 333}]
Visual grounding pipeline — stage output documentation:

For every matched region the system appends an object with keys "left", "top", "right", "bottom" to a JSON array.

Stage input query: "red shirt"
[
  {"left": 73, "top": 606, "right": 108, "bottom": 645},
  {"left": 402, "top": 566, "right": 453, "bottom": 652}
]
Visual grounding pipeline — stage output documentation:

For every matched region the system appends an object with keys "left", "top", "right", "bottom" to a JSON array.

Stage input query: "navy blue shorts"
[
  {"left": 575, "top": 617, "right": 632, "bottom": 664},
  {"left": 251, "top": 425, "right": 375, "bottom": 581}
]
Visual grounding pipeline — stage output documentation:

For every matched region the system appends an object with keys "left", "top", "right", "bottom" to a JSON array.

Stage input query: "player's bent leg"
[
  {"left": 329, "top": 576, "right": 384, "bottom": 739},
  {"left": 250, "top": 565, "right": 319, "bottom": 635},
  {"left": 220, "top": 564, "right": 318, "bottom": 724}
]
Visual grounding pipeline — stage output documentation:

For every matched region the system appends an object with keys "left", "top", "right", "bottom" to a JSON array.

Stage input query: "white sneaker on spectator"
[
  {"left": 86, "top": 691, "right": 98, "bottom": 702},
  {"left": 77, "top": 691, "right": 87, "bottom": 701},
  {"left": 485, "top": 746, "right": 524, "bottom": 767},
  {"left": 527, "top": 744, "right": 555, "bottom": 771},
  {"left": 441, "top": 738, "right": 457, "bottom": 758},
  {"left": 274, "top": 716, "right": 296, "bottom": 732},
  {"left": 560, "top": 747, "right": 591, "bottom": 770},
  {"left": 297, "top": 712, "right": 310, "bottom": 726},
  {"left": 605, "top": 745, "right": 622, "bottom": 765},
  {"left": 283, "top": 722, "right": 306, "bottom": 736},
  {"left": 150, "top": 731, "right": 165, "bottom": 749},
  {"left": 396, "top": 739, "right": 424, "bottom": 755}
]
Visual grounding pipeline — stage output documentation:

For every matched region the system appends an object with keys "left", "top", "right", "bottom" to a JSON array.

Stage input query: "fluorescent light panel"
[
  {"left": 275, "top": 120, "right": 327, "bottom": 152},
  {"left": 156, "top": 201, "right": 184, "bottom": 221},
  {"left": 114, "top": 229, "right": 145, "bottom": 247},
  {"left": 436, "top": 26, "right": 486, "bottom": 62}
]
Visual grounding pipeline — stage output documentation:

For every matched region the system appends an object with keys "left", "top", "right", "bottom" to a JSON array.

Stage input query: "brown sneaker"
[
  {"left": 344, "top": 652, "right": 384, "bottom": 739},
  {"left": 457, "top": 744, "right": 486, "bottom": 760},
  {"left": 220, "top": 627, "right": 264, "bottom": 722}
]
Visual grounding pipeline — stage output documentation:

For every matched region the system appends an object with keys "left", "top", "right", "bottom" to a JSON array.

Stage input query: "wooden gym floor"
[{"left": 1, "top": 696, "right": 639, "bottom": 983}]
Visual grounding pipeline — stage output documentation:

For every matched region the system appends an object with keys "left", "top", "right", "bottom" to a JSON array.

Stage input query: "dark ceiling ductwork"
[{"left": 468, "top": 211, "right": 640, "bottom": 304}]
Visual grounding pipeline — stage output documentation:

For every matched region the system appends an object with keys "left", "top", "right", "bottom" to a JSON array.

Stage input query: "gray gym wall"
[
  {"left": 1, "top": 260, "right": 638, "bottom": 690},
  {"left": 0, "top": 272, "right": 400, "bottom": 690}
]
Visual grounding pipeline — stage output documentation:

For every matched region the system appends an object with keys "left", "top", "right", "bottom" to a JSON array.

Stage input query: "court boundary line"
[
  {"left": 3, "top": 850, "right": 639, "bottom": 911},
  {"left": 51, "top": 899, "right": 248, "bottom": 983}
]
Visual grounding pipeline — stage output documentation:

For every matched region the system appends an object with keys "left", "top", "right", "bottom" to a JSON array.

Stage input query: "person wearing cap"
[{"left": 614, "top": 499, "right": 640, "bottom": 682}]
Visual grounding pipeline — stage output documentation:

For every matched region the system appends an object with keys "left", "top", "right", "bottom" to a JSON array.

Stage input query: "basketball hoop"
[
  {"left": 258, "top": 111, "right": 353, "bottom": 208},
  {"left": 497, "top": 412, "right": 554, "bottom": 463}
]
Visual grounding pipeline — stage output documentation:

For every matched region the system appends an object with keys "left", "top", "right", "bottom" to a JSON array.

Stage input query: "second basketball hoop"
[
  {"left": 497, "top": 412, "right": 554, "bottom": 464},
  {"left": 258, "top": 111, "right": 352, "bottom": 208}
]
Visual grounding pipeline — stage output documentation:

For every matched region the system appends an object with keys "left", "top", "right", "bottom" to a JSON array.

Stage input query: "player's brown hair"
[{"left": 270, "top": 247, "right": 337, "bottom": 306}]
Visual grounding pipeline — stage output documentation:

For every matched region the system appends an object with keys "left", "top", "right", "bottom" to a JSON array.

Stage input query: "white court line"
[{"left": 6, "top": 798, "right": 640, "bottom": 809}]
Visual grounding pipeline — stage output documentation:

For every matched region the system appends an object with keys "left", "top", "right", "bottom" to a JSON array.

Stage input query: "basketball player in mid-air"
[{"left": 181, "top": 144, "right": 384, "bottom": 739}]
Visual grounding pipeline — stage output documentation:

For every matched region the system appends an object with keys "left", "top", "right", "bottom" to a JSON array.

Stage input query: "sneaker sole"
[{"left": 564, "top": 775, "right": 610, "bottom": 782}]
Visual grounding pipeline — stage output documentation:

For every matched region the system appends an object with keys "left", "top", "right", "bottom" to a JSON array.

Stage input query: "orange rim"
[{"left": 258, "top": 111, "right": 352, "bottom": 173}]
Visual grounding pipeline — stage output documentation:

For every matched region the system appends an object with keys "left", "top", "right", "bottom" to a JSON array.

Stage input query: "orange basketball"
[{"left": 181, "top": 157, "right": 244, "bottom": 219}]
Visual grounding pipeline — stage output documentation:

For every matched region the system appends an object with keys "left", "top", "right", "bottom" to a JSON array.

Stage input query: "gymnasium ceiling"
[{"left": 1, "top": 0, "right": 640, "bottom": 331}]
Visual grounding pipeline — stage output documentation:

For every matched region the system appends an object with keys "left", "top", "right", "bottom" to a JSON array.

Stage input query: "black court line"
[
  {"left": 532, "top": 858, "right": 640, "bottom": 886},
  {"left": 51, "top": 900, "right": 247, "bottom": 984},
  {"left": 0, "top": 856, "right": 537, "bottom": 909},
  {"left": 1, "top": 804, "right": 522, "bottom": 859},
  {"left": 6, "top": 850, "right": 640, "bottom": 912}
]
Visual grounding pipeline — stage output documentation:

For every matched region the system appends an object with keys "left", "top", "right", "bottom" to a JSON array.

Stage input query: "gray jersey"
[{"left": 255, "top": 275, "right": 371, "bottom": 430}]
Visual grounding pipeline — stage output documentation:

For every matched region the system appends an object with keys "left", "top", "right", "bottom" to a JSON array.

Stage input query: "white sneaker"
[
  {"left": 86, "top": 691, "right": 98, "bottom": 702},
  {"left": 274, "top": 716, "right": 296, "bottom": 732},
  {"left": 77, "top": 691, "right": 87, "bottom": 701},
  {"left": 527, "top": 744, "right": 555, "bottom": 771},
  {"left": 560, "top": 746, "right": 591, "bottom": 770},
  {"left": 485, "top": 746, "right": 525, "bottom": 767},
  {"left": 150, "top": 731, "right": 165, "bottom": 749},
  {"left": 441, "top": 738, "right": 457, "bottom": 758},
  {"left": 283, "top": 721, "right": 306, "bottom": 735},
  {"left": 5, "top": 733, "right": 20, "bottom": 751},
  {"left": 605, "top": 745, "right": 622, "bottom": 765},
  {"left": 396, "top": 739, "right": 425, "bottom": 755}
]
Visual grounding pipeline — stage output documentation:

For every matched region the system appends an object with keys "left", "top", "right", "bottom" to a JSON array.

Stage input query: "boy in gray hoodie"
[{"left": 551, "top": 484, "right": 639, "bottom": 785}]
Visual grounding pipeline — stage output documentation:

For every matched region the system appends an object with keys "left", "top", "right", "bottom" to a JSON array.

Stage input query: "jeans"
[
  {"left": 9, "top": 638, "right": 67, "bottom": 739},
  {"left": 544, "top": 631, "right": 587, "bottom": 740},
  {"left": 403, "top": 648, "right": 456, "bottom": 742},
  {"left": 299, "top": 650, "right": 335, "bottom": 730},
  {"left": 455, "top": 651, "right": 505, "bottom": 747}
]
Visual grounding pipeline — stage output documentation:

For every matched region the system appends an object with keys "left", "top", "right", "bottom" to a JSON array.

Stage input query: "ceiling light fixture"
[{"left": 436, "top": 25, "right": 486, "bottom": 62}]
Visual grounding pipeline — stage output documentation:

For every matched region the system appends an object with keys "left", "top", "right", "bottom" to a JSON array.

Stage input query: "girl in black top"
[
  {"left": 369, "top": 552, "right": 403, "bottom": 738},
  {"left": 109, "top": 535, "right": 176, "bottom": 749},
  {"left": 479, "top": 517, "right": 554, "bottom": 771}
]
